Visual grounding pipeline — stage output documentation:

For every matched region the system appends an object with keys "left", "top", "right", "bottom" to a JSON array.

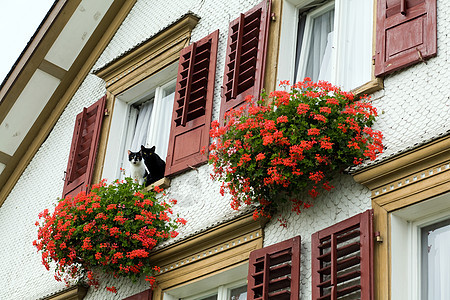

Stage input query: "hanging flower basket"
[
  {"left": 33, "top": 178, "right": 186, "bottom": 293},
  {"left": 208, "top": 79, "right": 383, "bottom": 219}
]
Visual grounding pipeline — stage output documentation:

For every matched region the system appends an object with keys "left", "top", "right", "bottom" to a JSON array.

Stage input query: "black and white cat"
[
  {"left": 141, "top": 145, "right": 165, "bottom": 185},
  {"left": 127, "top": 150, "right": 147, "bottom": 185}
]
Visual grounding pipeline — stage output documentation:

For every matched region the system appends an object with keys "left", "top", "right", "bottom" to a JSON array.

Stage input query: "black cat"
[{"left": 141, "top": 145, "right": 166, "bottom": 185}]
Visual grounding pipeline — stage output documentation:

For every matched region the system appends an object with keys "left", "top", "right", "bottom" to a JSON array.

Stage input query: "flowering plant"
[
  {"left": 33, "top": 178, "right": 186, "bottom": 293},
  {"left": 209, "top": 79, "right": 383, "bottom": 219}
]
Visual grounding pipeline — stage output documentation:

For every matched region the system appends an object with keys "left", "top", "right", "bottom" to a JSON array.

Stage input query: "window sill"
[
  {"left": 351, "top": 77, "right": 384, "bottom": 97},
  {"left": 143, "top": 177, "right": 171, "bottom": 192}
]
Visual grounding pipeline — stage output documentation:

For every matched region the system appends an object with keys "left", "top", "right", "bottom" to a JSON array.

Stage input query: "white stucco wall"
[{"left": 1, "top": 0, "right": 450, "bottom": 299}]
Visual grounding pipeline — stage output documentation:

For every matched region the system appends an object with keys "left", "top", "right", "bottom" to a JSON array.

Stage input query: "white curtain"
[
  {"left": 146, "top": 91, "right": 175, "bottom": 161},
  {"left": 297, "top": 9, "right": 334, "bottom": 83},
  {"left": 130, "top": 101, "right": 153, "bottom": 152},
  {"left": 335, "top": 0, "right": 373, "bottom": 90},
  {"left": 427, "top": 224, "right": 450, "bottom": 299}
]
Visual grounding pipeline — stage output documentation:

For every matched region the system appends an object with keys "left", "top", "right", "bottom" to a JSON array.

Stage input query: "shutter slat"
[
  {"left": 319, "top": 229, "right": 360, "bottom": 249},
  {"left": 317, "top": 241, "right": 361, "bottom": 262},
  {"left": 318, "top": 270, "right": 361, "bottom": 289},
  {"left": 336, "top": 284, "right": 362, "bottom": 297}
]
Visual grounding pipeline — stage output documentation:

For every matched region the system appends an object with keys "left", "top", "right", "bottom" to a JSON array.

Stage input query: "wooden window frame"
[
  {"left": 41, "top": 285, "right": 88, "bottom": 300},
  {"left": 353, "top": 135, "right": 450, "bottom": 300},
  {"left": 275, "top": 0, "right": 383, "bottom": 97},
  {"left": 148, "top": 213, "right": 267, "bottom": 300},
  {"left": 93, "top": 13, "right": 199, "bottom": 186}
]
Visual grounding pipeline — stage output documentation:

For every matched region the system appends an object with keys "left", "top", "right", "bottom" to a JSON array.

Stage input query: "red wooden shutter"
[
  {"left": 220, "top": 0, "right": 271, "bottom": 124},
  {"left": 311, "top": 210, "right": 374, "bottom": 300},
  {"left": 375, "top": 0, "right": 437, "bottom": 76},
  {"left": 62, "top": 95, "right": 106, "bottom": 199},
  {"left": 165, "top": 30, "right": 219, "bottom": 176},
  {"left": 123, "top": 289, "right": 152, "bottom": 300},
  {"left": 247, "top": 236, "right": 300, "bottom": 300}
]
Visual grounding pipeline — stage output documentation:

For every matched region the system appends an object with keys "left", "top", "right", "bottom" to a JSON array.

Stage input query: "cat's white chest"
[{"left": 129, "top": 162, "right": 146, "bottom": 185}]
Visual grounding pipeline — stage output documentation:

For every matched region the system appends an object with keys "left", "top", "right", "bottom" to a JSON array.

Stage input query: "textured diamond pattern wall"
[{"left": 1, "top": 0, "right": 450, "bottom": 299}]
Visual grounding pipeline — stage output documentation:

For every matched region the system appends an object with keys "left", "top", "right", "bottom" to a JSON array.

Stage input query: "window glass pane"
[
  {"left": 295, "top": 5, "right": 334, "bottom": 84},
  {"left": 305, "top": 9, "right": 334, "bottom": 83},
  {"left": 421, "top": 219, "right": 450, "bottom": 299},
  {"left": 229, "top": 285, "right": 247, "bottom": 300}
]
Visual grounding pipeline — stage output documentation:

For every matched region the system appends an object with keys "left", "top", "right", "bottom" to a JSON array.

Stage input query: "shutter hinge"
[
  {"left": 372, "top": 55, "right": 376, "bottom": 65},
  {"left": 271, "top": 12, "right": 276, "bottom": 21},
  {"left": 416, "top": 48, "right": 427, "bottom": 64},
  {"left": 375, "top": 231, "right": 383, "bottom": 243},
  {"left": 62, "top": 171, "right": 67, "bottom": 182},
  {"left": 104, "top": 108, "right": 110, "bottom": 116}
]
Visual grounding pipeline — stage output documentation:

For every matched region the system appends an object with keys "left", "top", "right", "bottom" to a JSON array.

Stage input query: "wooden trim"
[
  {"left": 38, "top": 59, "right": 68, "bottom": 80},
  {"left": 0, "top": 0, "right": 74, "bottom": 117},
  {"left": 0, "top": 152, "right": 11, "bottom": 165},
  {"left": 94, "top": 13, "right": 199, "bottom": 94},
  {"left": 0, "top": 0, "right": 136, "bottom": 207},
  {"left": 353, "top": 134, "right": 450, "bottom": 300},
  {"left": 352, "top": 78, "right": 383, "bottom": 97},
  {"left": 91, "top": 91, "right": 115, "bottom": 185},
  {"left": 351, "top": 0, "right": 384, "bottom": 97},
  {"left": 41, "top": 285, "right": 88, "bottom": 300},
  {"left": 264, "top": 0, "right": 282, "bottom": 97},
  {"left": 149, "top": 213, "right": 266, "bottom": 292}
]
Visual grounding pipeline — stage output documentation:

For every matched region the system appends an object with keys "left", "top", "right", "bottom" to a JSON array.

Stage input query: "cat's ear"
[
  {"left": 150, "top": 146, "right": 155, "bottom": 152},
  {"left": 127, "top": 150, "right": 131, "bottom": 155},
  {"left": 141, "top": 145, "right": 146, "bottom": 151}
]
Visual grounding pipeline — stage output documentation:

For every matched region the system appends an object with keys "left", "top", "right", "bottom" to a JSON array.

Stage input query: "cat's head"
[
  {"left": 141, "top": 145, "right": 156, "bottom": 158},
  {"left": 127, "top": 150, "right": 143, "bottom": 165}
]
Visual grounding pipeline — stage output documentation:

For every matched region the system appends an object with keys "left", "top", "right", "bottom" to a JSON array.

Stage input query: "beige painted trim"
[
  {"left": 0, "top": 152, "right": 11, "bottom": 165},
  {"left": 94, "top": 13, "right": 199, "bottom": 94},
  {"left": 149, "top": 213, "right": 266, "bottom": 299},
  {"left": 353, "top": 135, "right": 450, "bottom": 300},
  {"left": 41, "top": 285, "right": 88, "bottom": 300},
  {"left": 264, "top": 0, "right": 282, "bottom": 97},
  {"left": 0, "top": 0, "right": 137, "bottom": 207},
  {"left": 39, "top": 59, "right": 68, "bottom": 80},
  {"left": 352, "top": 78, "right": 383, "bottom": 97},
  {"left": 0, "top": 0, "right": 76, "bottom": 119}
]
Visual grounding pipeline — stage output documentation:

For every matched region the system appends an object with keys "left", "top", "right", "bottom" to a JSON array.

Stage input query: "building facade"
[{"left": 0, "top": 0, "right": 449, "bottom": 299}]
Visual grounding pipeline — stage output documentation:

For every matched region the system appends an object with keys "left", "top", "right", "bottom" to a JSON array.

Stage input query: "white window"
[
  {"left": 163, "top": 264, "right": 247, "bottom": 300},
  {"left": 102, "top": 62, "right": 177, "bottom": 181},
  {"left": 391, "top": 193, "right": 450, "bottom": 300},
  {"left": 277, "top": 0, "right": 373, "bottom": 91}
]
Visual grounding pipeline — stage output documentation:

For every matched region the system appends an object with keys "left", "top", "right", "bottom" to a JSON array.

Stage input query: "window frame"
[
  {"left": 149, "top": 213, "right": 265, "bottom": 300},
  {"left": 391, "top": 194, "right": 450, "bottom": 300},
  {"left": 114, "top": 74, "right": 177, "bottom": 181},
  {"left": 353, "top": 135, "right": 450, "bottom": 300},
  {"left": 91, "top": 13, "right": 200, "bottom": 186},
  {"left": 277, "top": 0, "right": 382, "bottom": 95},
  {"left": 178, "top": 278, "right": 247, "bottom": 300}
]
